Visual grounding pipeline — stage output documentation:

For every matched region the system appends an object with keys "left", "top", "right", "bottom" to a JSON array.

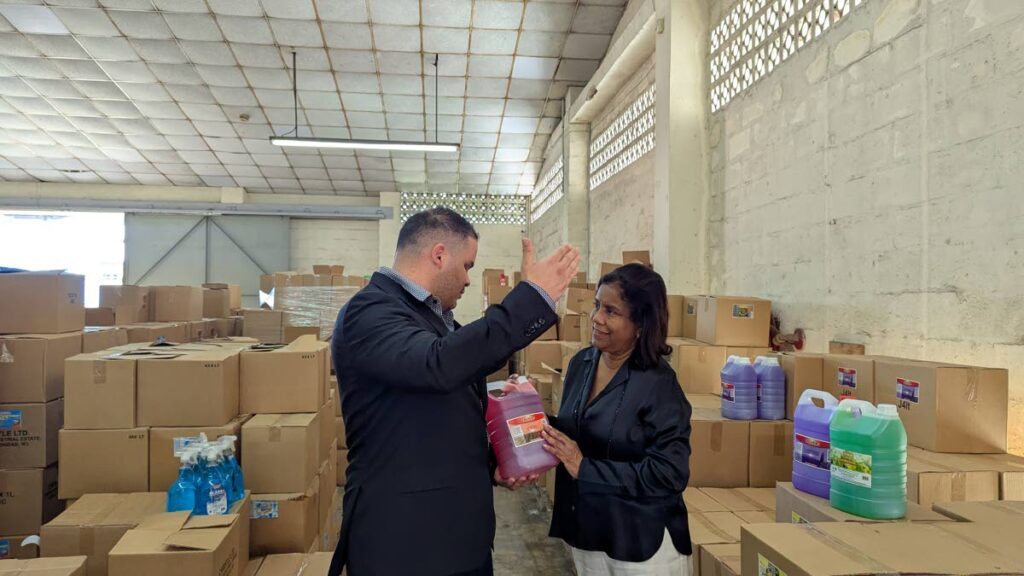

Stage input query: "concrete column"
[
  {"left": 653, "top": 0, "right": 711, "bottom": 293},
  {"left": 563, "top": 119, "right": 591, "bottom": 277},
  {"left": 377, "top": 191, "right": 400, "bottom": 268}
]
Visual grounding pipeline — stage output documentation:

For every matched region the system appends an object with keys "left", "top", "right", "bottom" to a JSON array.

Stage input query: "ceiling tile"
[
  {"left": 299, "top": 90, "right": 342, "bottom": 110},
  {"left": 512, "top": 56, "right": 558, "bottom": 79},
  {"left": 50, "top": 98, "right": 101, "bottom": 117},
  {"left": 379, "top": 74, "right": 422, "bottom": 96},
  {"left": 179, "top": 40, "right": 237, "bottom": 65},
  {"left": 517, "top": 31, "right": 564, "bottom": 57},
  {"left": 107, "top": 10, "right": 174, "bottom": 39},
  {"left": 265, "top": 107, "right": 304, "bottom": 125},
  {"left": 501, "top": 116, "right": 539, "bottom": 134},
  {"left": 336, "top": 72, "right": 380, "bottom": 94},
  {"left": 283, "top": 47, "right": 331, "bottom": 70},
  {"left": 250, "top": 152, "right": 291, "bottom": 166},
  {"left": 78, "top": 36, "right": 139, "bottom": 61},
  {"left": 164, "top": 13, "right": 222, "bottom": 41},
  {"left": 4, "top": 56, "right": 62, "bottom": 78},
  {"left": 473, "top": 1, "right": 523, "bottom": 29},
  {"left": 196, "top": 65, "right": 248, "bottom": 87},
  {"left": 329, "top": 49, "right": 376, "bottom": 73},
  {"left": 53, "top": 8, "right": 119, "bottom": 36},
  {"left": 507, "top": 79, "right": 549, "bottom": 99},
  {"left": 505, "top": 99, "right": 546, "bottom": 116},
  {"left": 547, "top": 80, "right": 570, "bottom": 100},
  {"left": 562, "top": 33, "right": 611, "bottom": 59},
  {"left": 205, "top": 136, "right": 246, "bottom": 152},
  {"left": 151, "top": 118, "right": 198, "bottom": 135},
  {"left": 423, "top": 76, "right": 463, "bottom": 97},
  {"left": 232, "top": 43, "right": 283, "bottom": 68},
  {"left": 572, "top": 5, "right": 623, "bottom": 34},
  {"left": 26, "top": 34, "right": 88, "bottom": 58},
  {"left": 341, "top": 92, "right": 383, "bottom": 112},
  {"left": 266, "top": 177, "right": 301, "bottom": 188},
  {"left": 215, "top": 151, "right": 254, "bottom": 165},
  {"left": 209, "top": 0, "right": 263, "bottom": 16},
  {"left": 0, "top": 33, "right": 40, "bottom": 57},
  {"left": 194, "top": 120, "right": 237, "bottom": 137},
  {"left": 111, "top": 118, "right": 158, "bottom": 136},
  {"left": 462, "top": 133, "right": 498, "bottom": 148},
  {"left": 97, "top": 61, "right": 155, "bottom": 82},
  {"left": 422, "top": 0, "right": 470, "bottom": 27},
  {"left": 374, "top": 25, "right": 421, "bottom": 52},
  {"left": 260, "top": 165, "right": 296, "bottom": 178},
  {"left": 298, "top": 70, "right": 336, "bottom": 91},
  {"left": 323, "top": 22, "right": 371, "bottom": 50},
  {"left": 470, "top": 29, "right": 518, "bottom": 55},
  {"left": 382, "top": 94, "right": 423, "bottom": 114},
  {"left": 555, "top": 58, "right": 599, "bottom": 81},
  {"left": 328, "top": 168, "right": 361, "bottom": 180},
  {"left": 0, "top": 78, "right": 34, "bottom": 98},
  {"left": 377, "top": 51, "right": 421, "bottom": 75},
  {"left": 434, "top": 114, "right": 462, "bottom": 131},
  {"left": 422, "top": 27, "right": 469, "bottom": 54},
  {"left": 269, "top": 18, "right": 323, "bottom": 47},
  {"left": 243, "top": 66, "right": 292, "bottom": 89},
  {"left": 537, "top": 117, "right": 559, "bottom": 134},
  {"left": 386, "top": 113, "right": 424, "bottom": 130},
  {"left": 216, "top": 15, "right": 273, "bottom": 44},
  {"left": 150, "top": 63, "right": 204, "bottom": 85},
  {"left": 72, "top": 117, "right": 118, "bottom": 134},
  {"left": 94, "top": 100, "right": 141, "bottom": 118},
  {"left": 523, "top": 3, "right": 574, "bottom": 31},
  {"left": 134, "top": 101, "right": 185, "bottom": 119},
  {"left": 465, "top": 97, "right": 505, "bottom": 116},
  {"left": 50, "top": 58, "right": 107, "bottom": 80},
  {"left": 323, "top": 156, "right": 358, "bottom": 168},
  {"left": 466, "top": 77, "right": 508, "bottom": 98},
  {"left": 494, "top": 147, "right": 530, "bottom": 161},
  {"left": 316, "top": 0, "right": 367, "bottom": 23},
  {"left": 295, "top": 167, "right": 329, "bottom": 180},
  {"left": 264, "top": 0, "right": 315, "bottom": 19},
  {"left": 166, "top": 84, "right": 216, "bottom": 103},
  {"left": 422, "top": 53, "right": 467, "bottom": 76},
  {"left": 225, "top": 163, "right": 261, "bottom": 176},
  {"left": 254, "top": 88, "right": 293, "bottom": 107},
  {"left": 460, "top": 160, "right": 492, "bottom": 174},
  {"left": 544, "top": 100, "right": 562, "bottom": 116},
  {"left": 131, "top": 39, "right": 188, "bottom": 63},
  {"left": 153, "top": 0, "right": 208, "bottom": 12},
  {"left": 368, "top": 0, "right": 419, "bottom": 25},
  {"left": 101, "top": 0, "right": 155, "bottom": 10},
  {"left": 286, "top": 154, "right": 325, "bottom": 167},
  {"left": 126, "top": 134, "right": 170, "bottom": 150},
  {"left": 180, "top": 102, "right": 227, "bottom": 121},
  {"left": 463, "top": 116, "right": 500, "bottom": 132},
  {"left": 222, "top": 105, "right": 263, "bottom": 122},
  {"left": 25, "top": 78, "right": 81, "bottom": 99},
  {"left": 305, "top": 109, "right": 346, "bottom": 125},
  {"left": 467, "top": 54, "right": 512, "bottom": 77}
]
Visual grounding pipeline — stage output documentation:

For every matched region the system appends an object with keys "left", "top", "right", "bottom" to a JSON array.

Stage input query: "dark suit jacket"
[
  {"left": 328, "top": 272, "right": 558, "bottom": 576},
  {"left": 549, "top": 346, "right": 693, "bottom": 562}
]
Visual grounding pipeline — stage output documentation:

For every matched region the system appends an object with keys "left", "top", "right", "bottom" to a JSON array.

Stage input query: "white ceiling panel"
[
  {"left": 269, "top": 18, "right": 324, "bottom": 47},
  {"left": 470, "top": 29, "right": 517, "bottom": 55},
  {"left": 374, "top": 25, "right": 420, "bottom": 52},
  {"left": 316, "top": 0, "right": 367, "bottom": 23},
  {"left": 217, "top": 16, "right": 273, "bottom": 44},
  {"left": 164, "top": 13, "right": 222, "bottom": 41}
]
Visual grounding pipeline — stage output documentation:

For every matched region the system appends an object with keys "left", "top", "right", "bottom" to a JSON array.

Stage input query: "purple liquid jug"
[{"left": 792, "top": 389, "right": 838, "bottom": 498}]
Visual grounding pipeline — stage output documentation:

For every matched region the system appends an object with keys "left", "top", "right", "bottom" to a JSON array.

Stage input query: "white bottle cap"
[
  {"left": 759, "top": 357, "right": 780, "bottom": 366},
  {"left": 877, "top": 404, "right": 900, "bottom": 418},
  {"left": 734, "top": 357, "right": 751, "bottom": 365}
]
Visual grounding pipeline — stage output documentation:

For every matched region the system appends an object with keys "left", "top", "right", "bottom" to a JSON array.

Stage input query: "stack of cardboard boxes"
[
  {"left": 93, "top": 284, "right": 243, "bottom": 344},
  {"left": 251, "top": 266, "right": 363, "bottom": 343},
  {"left": 0, "top": 272, "right": 85, "bottom": 560}
]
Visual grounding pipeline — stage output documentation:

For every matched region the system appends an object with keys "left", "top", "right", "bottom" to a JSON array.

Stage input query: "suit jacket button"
[{"left": 539, "top": 318, "right": 546, "bottom": 325}]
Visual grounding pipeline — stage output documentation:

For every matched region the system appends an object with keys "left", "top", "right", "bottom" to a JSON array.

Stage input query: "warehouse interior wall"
[
  {"left": 706, "top": 0, "right": 1024, "bottom": 451},
  {"left": 290, "top": 219, "right": 380, "bottom": 279}
]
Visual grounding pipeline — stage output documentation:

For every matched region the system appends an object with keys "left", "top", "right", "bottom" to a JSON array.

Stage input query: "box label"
[
  {"left": 0, "top": 409, "right": 22, "bottom": 430},
  {"left": 837, "top": 367, "right": 857, "bottom": 392},
  {"left": 721, "top": 382, "right": 735, "bottom": 402},
  {"left": 252, "top": 500, "right": 280, "bottom": 519},
  {"left": 173, "top": 435, "right": 205, "bottom": 457},
  {"left": 758, "top": 554, "right": 787, "bottom": 576},
  {"left": 790, "top": 511, "right": 808, "bottom": 524},
  {"left": 506, "top": 412, "right": 546, "bottom": 448},
  {"left": 830, "top": 447, "right": 872, "bottom": 488},
  {"left": 732, "top": 304, "right": 755, "bottom": 320},
  {"left": 686, "top": 303, "right": 696, "bottom": 316},
  {"left": 897, "top": 378, "right": 920, "bottom": 404},
  {"left": 793, "top": 433, "right": 830, "bottom": 472}
]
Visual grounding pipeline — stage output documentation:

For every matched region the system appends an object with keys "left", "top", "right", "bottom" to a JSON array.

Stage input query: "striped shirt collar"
[{"left": 379, "top": 266, "right": 455, "bottom": 332}]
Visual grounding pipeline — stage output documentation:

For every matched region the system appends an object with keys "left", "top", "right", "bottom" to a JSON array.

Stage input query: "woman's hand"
[{"left": 542, "top": 425, "right": 583, "bottom": 479}]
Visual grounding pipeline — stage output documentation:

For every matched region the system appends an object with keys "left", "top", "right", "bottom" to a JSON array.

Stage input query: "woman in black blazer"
[{"left": 542, "top": 263, "right": 693, "bottom": 575}]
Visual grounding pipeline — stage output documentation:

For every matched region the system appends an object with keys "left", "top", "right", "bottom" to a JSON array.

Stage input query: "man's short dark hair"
[{"left": 397, "top": 207, "right": 479, "bottom": 251}]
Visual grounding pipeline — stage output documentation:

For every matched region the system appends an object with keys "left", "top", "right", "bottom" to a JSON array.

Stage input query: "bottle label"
[
  {"left": 252, "top": 500, "right": 279, "bottom": 519},
  {"left": 756, "top": 382, "right": 762, "bottom": 401},
  {"left": 721, "top": 382, "right": 736, "bottom": 402},
  {"left": 837, "top": 367, "right": 858, "bottom": 392},
  {"left": 793, "top": 433, "right": 831, "bottom": 471},
  {"left": 0, "top": 540, "right": 9, "bottom": 559},
  {"left": 758, "top": 554, "right": 788, "bottom": 576},
  {"left": 790, "top": 512, "right": 808, "bottom": 524},
  {"left": 506, "top": 412, "right": 547, "bottom": 448},
  {"left": 897, "top": 378, "right": 920, "bottom": 404},
  {"left": 206, "top": 485, "right": 228, "bottom": 515},
  {"left": 0, "top": 410, "right": 22, "bottom": 430},
  {"left": 172, "top": 435, "right": 203, "bottom": 457},
  {"left": 732, "top": 304, "right": 755, "bottom": 319},
  {"left": 830, "top": 448, "right": 872, "bottom": 488}
]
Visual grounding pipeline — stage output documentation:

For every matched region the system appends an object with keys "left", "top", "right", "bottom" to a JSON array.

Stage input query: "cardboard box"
[
  {"left": 564, "top": 287, "right": 596, "bottom": 315},
  {"left": 0, "top": 399, "right": 63, "bottom": 469},
  {"left": 108, "top": 511, "right": 242, "bottom": 576},
  {"left": 666, "top": 295, "right": 684, "bottom": 338},
  {"left": 774, "top": 482, "right": 951, "bottom": 524},
  {"left": 700, "top": 543, "right": 740, "bottom": 576},
  {"left": 254, "top": 553, "right": 332, "bottom": 576},
  {"left": 522, "top": 341, "right": 563, "bottom": 375},
  {"left": 740, "top": 521, "right": 1024, "bottom": 576},
  {"left": 203, "top": 289, "right": 232, "bottom": 319},
  {"left": 687, "top": 394, "right": 722, "bottom": 410},
  {"left": 931, "top": 499, "right": 1024, "bottom": 523},
  {"left": 622, "top": 250, "right": 651, "bottom": 267},
  {"left": 149, "top": 416, "right": 248, "bottom": 491},
  {"left": 690, "top": 409, "right": 749, "bottom": 488},
  {"left": 336, "top": 449, "right": 348, "bottom": 487},
  {"left": 318, "top": 455, "right": 336, "bottom": 528},
  {"left": 203, "top": 284, "right": 241, "bottom": 311},
  {"left": 137, "top": 346, "right": 240, "bottom": 427},
  {"left": 905, "top": 446, "right": 1001, "bottom": 507},
  {"left": 99, "top": 286, "right": 151, "bottom": 323},
  {"left": 599, "top": 262, "right": 620, "bottom": 277},
  {"left": 240, "top": 337, "right": 328, "bottom": 414},
  {"left": 874, "top": 358, "right": 1007, "bottom": 453},
  {"left": 282, "top": 326, "right": 318, "bottom": 344},
  {"left": 188, "top": 320, "right": 216, "bottom": 343},
  {"left": 122, "top": 322, "right": 189, "bottom": 345},
  {"left": 696, "top": 488, "right": 770, "bottom": 513},
  {"left": 312, "top": 265, "right": 344, "bottom": 276},
  {"left": 243, "top": 414, "right": 320, "bottom": 494},
  {"left": 0, "top": 536, "right": 37, "bottom": 560},
  {"left": 151, "top": 287, "right": 203, "bottom": 323},
  {"left": 0, "top": 467, "right": 60, "bottom": 536},
  {"left": 749, "top": 421, "right": 793, "bottom": 488},
  {"left": 58, "top": 428, "right": 149, "bottom": 499},
  {"left": 250, "top": 478, "right": 320, "bottom": 556},
  {"left": 682, "top": 296, "right": 702, "bottom": 340},
  {"left": 0, "top": 333, "right": 81, "bottom": 403},
  {"left": 978, "top": 452, "right": 1024, "bottom": 499},
  {"left": 86, "top": 306, "right": 140, "bottom": 327},
  {"left": 484, "top": 284, "right": 513, "bottom": 309},
  {"left": 684, "top": 489, "right": 729, "bottom": 513},
  {"left": 40, "top": 492, "right": 167, "bottom": 576},
  {"left": 0, "top": 272, "right": 85, "bottom": 334},
  {"left": 558, "top": 314, "right": 584, "bottom": 343},
  {"left": 242, "top": 310, "right": 283, "bottom": 344},
  {"left": 821, "top": 354, "right": 875, "bottom": 403},
  {"left": 65, "top": 351, "right": 142, "bottom": 430},
  {"left": 687, "top": 512, "right": 743, "bottom": 575},
  {"left": 85, "top": 308, "right": 114, "bottom": 327},
  {"left": 0, "top": 557, "right": 86, "bottom": 575},
  {"left": 736, "top": 487, "right": 777, "bottom": 511},
  {"left": 335, "top": 416, "right": 346, "bottom": 450},
  {"left": 695, "top": 296, "right": 770, "bottom": 347},
  {"left": 671, "top": 342, "right": 771, "bottom": 396},
  {"left": 81, "top": 327, "right": 127, "bottom": 354},
  {"left": 560, "top": 342, "right": 584, "bottom": 371},
  {"left": 779, "top": 353, "right": 824, "bottom": 419},
  {"left": 319, "top": 393, "right": 335, "bottom": 464},
  {"left": 212, "top": 318, "right": 239, "bottom": 339}
]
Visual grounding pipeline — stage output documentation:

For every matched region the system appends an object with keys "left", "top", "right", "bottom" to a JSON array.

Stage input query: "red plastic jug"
[{"left": 486, "top": 378, "right": 559, "bottom": 479}]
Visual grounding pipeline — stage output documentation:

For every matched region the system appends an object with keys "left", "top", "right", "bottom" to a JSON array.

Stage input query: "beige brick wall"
[{"left": 290, "top": 218, "right": 380, "bottom": 277}]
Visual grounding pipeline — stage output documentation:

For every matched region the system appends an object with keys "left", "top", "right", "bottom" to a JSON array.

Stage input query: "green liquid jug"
[{"left": 829, "top": 399, "right": 907, "bottom": 519}]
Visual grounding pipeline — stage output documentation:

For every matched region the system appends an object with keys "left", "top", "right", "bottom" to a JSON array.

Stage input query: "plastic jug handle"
[
  {"left": 836, "top": 398, "right": 876, "bottom": 415},
  {"left": 798, "top": 389, "right": 839, "bottom": 408}
]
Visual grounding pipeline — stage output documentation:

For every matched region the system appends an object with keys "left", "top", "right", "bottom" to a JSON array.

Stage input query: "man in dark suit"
[{"left": 328, "top": 207, "right": 580, "bottom": 576}]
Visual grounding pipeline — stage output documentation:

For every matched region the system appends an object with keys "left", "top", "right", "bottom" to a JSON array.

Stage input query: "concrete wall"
[
  {"left": 589, "top": 54, "right": 657, "bottom": 279},
  {"left": 707, "top": 0, "right": 1024, "bottom": 451},
  {"left": 530, "top": 199, "right": 565, "bottom": 260},
  {"left": 458, "top": 223, "right": 525, "bottom": 326},
  {"left": 290, "top": 219, "right": 380, "bottom": 278}
]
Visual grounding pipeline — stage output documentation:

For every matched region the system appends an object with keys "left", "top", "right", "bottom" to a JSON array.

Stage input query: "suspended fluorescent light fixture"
[{"left": 270, "top": 52, "right": 458, "bottom": 154}]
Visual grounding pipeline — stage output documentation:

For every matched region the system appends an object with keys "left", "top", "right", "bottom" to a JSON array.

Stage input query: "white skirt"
[{"left": 570, "top": 529, "right": 691, "bottom": 576}]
